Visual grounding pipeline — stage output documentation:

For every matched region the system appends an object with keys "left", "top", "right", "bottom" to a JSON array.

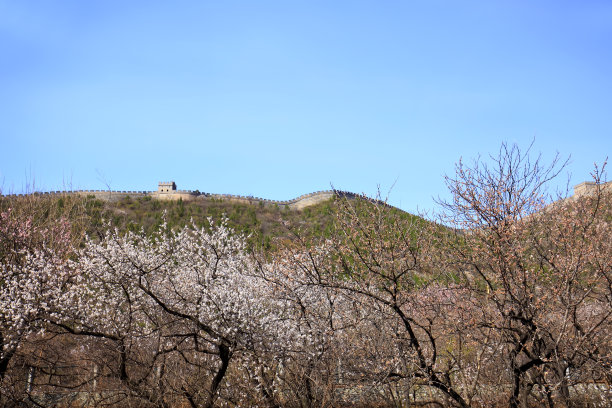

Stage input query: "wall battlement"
[
  {"left": 0, "top": 182, "right": 355, "bottom": 210},
  {"left": 5, "top": 180, "right": 604, "bottom": 210}
]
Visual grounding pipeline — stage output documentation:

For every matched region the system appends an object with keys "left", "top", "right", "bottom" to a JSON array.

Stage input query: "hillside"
[
  {"left": 87, "top": 193, "right": 340, "bottom": 250},
  {"left": 0, "top": 188, "right": 420, "bottom": 252},
  {"left": 1, "top": 176, "right": 610, "bottom": 407}
]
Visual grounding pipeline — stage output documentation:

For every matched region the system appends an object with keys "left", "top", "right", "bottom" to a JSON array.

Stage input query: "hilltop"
[
  {"left": 2, "top": 179, "right": 608, "bottom": 250},
  {"left": 0, "top": 181, "right": 411, "bottom": 251},
  {"left": 1, "top": 181, "right": 354, "bottom": 210}
]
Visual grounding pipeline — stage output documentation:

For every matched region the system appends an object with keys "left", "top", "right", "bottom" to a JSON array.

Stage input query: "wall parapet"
[
  {"left": 1, "top": 188, "right": 339, "bottom": 209},
  {"left": 1, "top": 184, "right": 394, "bottom": 210}
]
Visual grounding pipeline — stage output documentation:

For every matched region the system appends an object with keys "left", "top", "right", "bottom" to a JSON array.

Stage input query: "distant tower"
[
  {"left": 573, "top": 180, "right": 612, "bottom": 197},
  {"left": 158, "top": 181, "right": 176, "bottom": 193}
]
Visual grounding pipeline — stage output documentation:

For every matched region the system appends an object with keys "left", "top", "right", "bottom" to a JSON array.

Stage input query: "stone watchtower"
[
  {"left": 158, "top": 181, "right": 176, "bottom": 193},
  {"left": 573, "top": 181, "right": 612, "bottom": 197}
]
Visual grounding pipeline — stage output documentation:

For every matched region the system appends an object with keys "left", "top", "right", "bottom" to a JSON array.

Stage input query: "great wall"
[
  {"left": 0, "top": 181, "right": 368, "bottom": 210},
  {"left": 571, "top": 180, "right": 612, "bottom": 197},
  {"left": 1, "top": 180, "right": 609, "bottom": 210}
]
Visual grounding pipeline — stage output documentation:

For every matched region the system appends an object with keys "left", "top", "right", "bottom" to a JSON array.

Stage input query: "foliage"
[
  {"left": 0, "top": 143, "right": 610, "bottom": 407},
  {"left": 74, "top": 195, "right": 338, "bottom": 251}
]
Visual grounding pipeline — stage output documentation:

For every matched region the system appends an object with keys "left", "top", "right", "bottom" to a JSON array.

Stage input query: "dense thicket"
[{"left": 1, "top": 144, "right": 610, "bottom": 407}]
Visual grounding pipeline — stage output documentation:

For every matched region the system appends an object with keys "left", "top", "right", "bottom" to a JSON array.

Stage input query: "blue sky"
[{"left": 1, "top": 1, "right": 611, "bottom": 212}]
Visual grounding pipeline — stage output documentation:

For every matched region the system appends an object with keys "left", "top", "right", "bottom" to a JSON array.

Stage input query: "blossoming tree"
[
  {"left": 439, "top": 143, "right": 612, "bottom": 407},
  {"left": 60, "top": 219, "right": 310, "bottom": 407},
  {"left": 0, "top": 207, "right": 73, "bottom": 402}
]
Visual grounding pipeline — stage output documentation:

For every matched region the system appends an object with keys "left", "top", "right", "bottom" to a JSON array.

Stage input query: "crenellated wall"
[
  {"left": 1, "top": 190, "right": 149, "bottom": 203},
  {"left": 204, "top": 190, "right": 338, "bottom": 209},
  {"left": 3, "top": 180, "right": 606, "bottom": 210},
  {"left": 0, "top": 177, "right": 401, "bottom": 211},
  {"left": 0, "top": 188, "right": 345, "bottom": 209}
]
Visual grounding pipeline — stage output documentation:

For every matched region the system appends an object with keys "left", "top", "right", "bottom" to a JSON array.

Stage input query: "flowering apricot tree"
[
  {"left": 60, "top": 219, "right": 307, "bottom": 408},
  {"left": 278, "top": 196, "right": 475, "bottom": 407},
  {"left": 278, "top": 143, "right": 611, "bottom": 408},
  {"left": 0, "top": 211, "right": 75, "bottom": 408},
  {"left": 440, "top": 143, "right": 612, "bottom": 407},
  {"left": 0, "top": 208, "right": 72, "bottom": 384}
]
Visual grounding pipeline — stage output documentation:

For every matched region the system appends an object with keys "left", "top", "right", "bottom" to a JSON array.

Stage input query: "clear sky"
[{"left": 1, "top": 0, "right": 611, "bottom": 212}]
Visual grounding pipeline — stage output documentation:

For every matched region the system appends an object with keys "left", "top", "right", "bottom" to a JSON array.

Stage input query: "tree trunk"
[{"left": 203, "top": 344, "right": 232, "bottom": 408}]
